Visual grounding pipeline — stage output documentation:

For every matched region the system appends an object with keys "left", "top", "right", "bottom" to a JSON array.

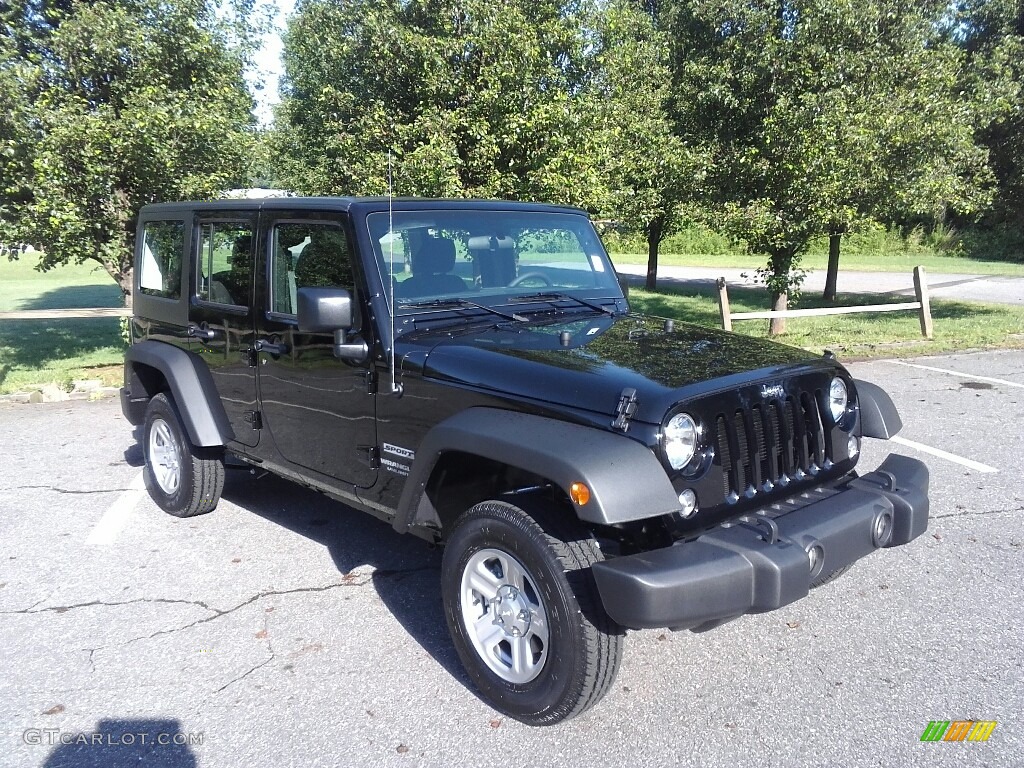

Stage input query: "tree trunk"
[
  {"left": 823, "top": 233, "right": 841, "bottom": 303},
  {"left": 645, "top": 219, "right": 663, "bottom": 291},
  {"left": 769, "top": 290, "right": 788, "bottom": 336}
]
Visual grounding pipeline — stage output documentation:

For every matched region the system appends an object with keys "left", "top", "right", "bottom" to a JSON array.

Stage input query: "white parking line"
[
  {"left": 86, "top": 473, "right": 146, "bottom": 545},
  {"left": 883, "top": 360, "right": 1024, "bottom": 389},
  {"left": 890, "top": 436, "right": 999, "bottom": 474}
]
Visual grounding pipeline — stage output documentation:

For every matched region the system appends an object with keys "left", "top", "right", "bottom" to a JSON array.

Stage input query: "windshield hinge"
[{"left": 611, "top": 388, "right": 638, "bottom": 432}]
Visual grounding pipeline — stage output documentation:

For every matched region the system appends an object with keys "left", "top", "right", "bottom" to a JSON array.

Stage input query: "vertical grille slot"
[{"left": 714, "top": 382, "right": 830, "bottom": 503}]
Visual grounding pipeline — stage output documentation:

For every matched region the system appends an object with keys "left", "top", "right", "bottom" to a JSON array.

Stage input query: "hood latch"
[{"left": 611, "top": 388, "right": 638, "bottom": 432}]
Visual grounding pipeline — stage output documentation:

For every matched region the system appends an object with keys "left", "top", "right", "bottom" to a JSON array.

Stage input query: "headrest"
[{"left": 416, "top": 238, "right": 456, "bottom": 275}]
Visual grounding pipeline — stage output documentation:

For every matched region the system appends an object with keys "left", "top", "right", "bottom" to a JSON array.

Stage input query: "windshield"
[{"left": 366, "top": 209, "right": 621, "bottom": 312}]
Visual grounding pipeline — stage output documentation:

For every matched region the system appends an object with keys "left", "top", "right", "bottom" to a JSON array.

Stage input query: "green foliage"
[
  {"left": 0, "top": 0, "right": 260, "bottom": 296},
  {"left": 948, "top": 0, "right": 1024, "bottom": 229},
  {"left": 274, "top": 0, "right": 605, "bottom": 208},
  {"left": 590, "top": 1, "right": 709, "bottom": 287},
  {"left": 666, "top": 0, "right": 993, "bottom": 312}
]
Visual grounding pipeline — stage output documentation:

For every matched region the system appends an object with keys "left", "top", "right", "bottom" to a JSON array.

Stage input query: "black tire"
[
  {"left": 441, "top": 496, "right": 623, "bottom": 725},
  {"left": 811, "top": 564, "right": 852, "bottom": 589},
  {"left": 143, "top": 393, "right": 224, "bottom": 517}
]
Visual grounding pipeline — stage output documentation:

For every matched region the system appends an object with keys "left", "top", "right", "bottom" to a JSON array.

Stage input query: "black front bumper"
[{"left": 591, "top": 454, "right": 929, "bottom": 631}]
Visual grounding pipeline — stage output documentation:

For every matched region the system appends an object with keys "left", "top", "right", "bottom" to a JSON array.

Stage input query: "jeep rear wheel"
[
  {"left": 441, "top": 497, "right": 622, "bottom": 726},
  {"left": 143, "top": 393, "right": 224, "bottom": 517}
]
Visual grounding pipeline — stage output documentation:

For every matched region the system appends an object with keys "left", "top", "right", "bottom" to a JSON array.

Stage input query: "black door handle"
[
  {"left": 187, "top": 323, "right": 220, "bottom": 340},
  {"left": 255, "top": 339, "right": 289, "bottom": 356}
]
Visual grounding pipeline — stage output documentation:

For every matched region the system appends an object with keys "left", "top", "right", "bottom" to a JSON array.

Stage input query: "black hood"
[{"left": 404, "top": 313, "right": 830, "bottom": 424}]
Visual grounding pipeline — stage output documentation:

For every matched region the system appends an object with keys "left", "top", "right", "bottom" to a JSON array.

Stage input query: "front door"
[
  {"left": 255, "top": 213, "right": 378, "bottom": 488},
  {"left": 190, "top": 213, "right": 260, "bottom": 447}
]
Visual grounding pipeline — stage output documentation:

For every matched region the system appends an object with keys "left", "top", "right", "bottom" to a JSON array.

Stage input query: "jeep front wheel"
[
  {"left": 143, "top": 393, "right": 224, "bottom": 517},
  {"left": 441, "top": 497, "right": 622, "bottom": 725}
]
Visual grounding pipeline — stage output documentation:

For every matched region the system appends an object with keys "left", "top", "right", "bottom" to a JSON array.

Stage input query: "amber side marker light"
[{"left": 569, "top": 482, "right": 591, "bottom": 506}]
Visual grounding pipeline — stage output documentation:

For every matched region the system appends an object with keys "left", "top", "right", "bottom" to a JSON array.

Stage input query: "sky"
[{"left": 248, "top": 0, "right": 296, "bottom": 126}]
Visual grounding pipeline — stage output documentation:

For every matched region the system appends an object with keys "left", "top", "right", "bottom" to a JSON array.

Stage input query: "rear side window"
[
  {"left": 138, "top": 221, "right": 185, "bottom": 299},
  {"left": 196, "top": 222, "right": 253, "bottom": 307}
]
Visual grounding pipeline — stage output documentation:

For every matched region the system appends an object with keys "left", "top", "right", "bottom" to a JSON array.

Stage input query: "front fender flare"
[
  {"left": 125, "top": 341, "right": 234, "bottom": 447},
  {"left": 855, "top": 379, "right": 903, "bottom": 439},
  {"left": 393, "top": 407, "right": 681, "bottom": 534}
]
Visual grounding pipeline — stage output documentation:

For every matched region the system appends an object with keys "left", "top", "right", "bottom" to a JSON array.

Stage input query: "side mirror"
[{"left": 296, "top": 287, "right": 368, "bottom": 362}]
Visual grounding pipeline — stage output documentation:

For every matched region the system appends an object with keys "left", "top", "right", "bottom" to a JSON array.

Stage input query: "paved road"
[
  {"left": 615, "top": 263, "right": 1024, "bottom": 305},
  {"left": 1, "top": 350, "right": 1022, "bottom": 767}
]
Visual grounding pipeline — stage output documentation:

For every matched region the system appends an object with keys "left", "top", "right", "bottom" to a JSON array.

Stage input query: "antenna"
[{"left": 387, "top": 151, "right": 402, "bottom": 395}]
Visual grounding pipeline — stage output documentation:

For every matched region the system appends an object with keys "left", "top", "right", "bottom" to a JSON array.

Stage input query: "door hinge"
[
  {"left": 362, "top": 369, "right": 378, "bottom": 395},
  {"left": 611, "top": 387, "right": 638, "bottom": 432},
  {"left": 244, "top": 410, "right": 263, "bottom": 430},
  {"left": 360, "top": 446, "right": 381, "bottom": 469},
  {"left": 246, "top": 346, "right": 258, "bottom": 367}
]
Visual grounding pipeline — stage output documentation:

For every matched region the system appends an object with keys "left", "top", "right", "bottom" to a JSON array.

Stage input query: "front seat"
[{"left": 396, "top": 237, "right": 467, "bottom": 298}]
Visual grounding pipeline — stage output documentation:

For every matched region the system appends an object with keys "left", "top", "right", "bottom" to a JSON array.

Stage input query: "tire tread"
[{"left": 446, "top": 496, "right": 623, "bottom": 725}]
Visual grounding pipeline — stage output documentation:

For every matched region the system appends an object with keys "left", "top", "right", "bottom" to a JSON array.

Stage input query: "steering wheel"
[{"left": 508, "top": 271, "right": 552, "bottom": 288}]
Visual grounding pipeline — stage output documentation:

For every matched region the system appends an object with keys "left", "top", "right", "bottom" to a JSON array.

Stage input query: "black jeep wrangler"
[{"left": 121, "top": 197, "right": 928, "bottom": 725}]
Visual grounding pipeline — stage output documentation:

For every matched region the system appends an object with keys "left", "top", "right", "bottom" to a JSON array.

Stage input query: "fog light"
[
  {"left": 678, "top": 489, "right": 698, "bottom": 518},
  {"left": 569, "top": 482, "right": 590, "bottom": 506},
  {"left": 872, "top": 511, "right": 893, "bottom": 546},
  {"left": 806, "top": 544, "right": 824, "bottom": 578},
  {"left": 848, "top": 434, "right": 860, "bottom": 458}
]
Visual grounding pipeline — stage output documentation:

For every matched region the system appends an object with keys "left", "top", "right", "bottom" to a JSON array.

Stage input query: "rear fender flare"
[{"left": 125, "top": 340, "right": 234, "bottom": 447}]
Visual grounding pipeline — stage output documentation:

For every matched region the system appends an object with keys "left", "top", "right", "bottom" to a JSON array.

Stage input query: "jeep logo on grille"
[{"left": 761, "top": 383, "right": 785, "bottom": 400}]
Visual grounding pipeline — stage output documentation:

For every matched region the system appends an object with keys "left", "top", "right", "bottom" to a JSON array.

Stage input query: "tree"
[
  {"left": 593, "top": 0, "right": 708, "bottom": 290},
  {"left": 0, "top": 7, "right": 35, "bottom": 232},
  {"left": 948, "top": 0, "right": 1024, "bottom": 236},
  {"left": 667, "top": 0, "right": 991, "bottom": 332},
  {"left": 0, "top": 0, "right": 260, "bottom": 298},
  {"left": 275, "top": 0, "right": 605, "bottom": 209}
]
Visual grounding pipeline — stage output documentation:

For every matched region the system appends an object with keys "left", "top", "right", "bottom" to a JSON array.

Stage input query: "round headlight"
[
  {"left": 664, "top": 413, "right": 698, "bottom": 470},
  {"left": 828, "top": 377, "right": 848, "bottom": 422}
]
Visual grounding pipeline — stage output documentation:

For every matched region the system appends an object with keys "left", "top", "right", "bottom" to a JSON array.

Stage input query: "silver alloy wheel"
[
  {"left": 460, "top": 547, "right": 549, "bottom": 684},
  {"left": 148, "top": 417, "right": 181, "bottom": 496}
]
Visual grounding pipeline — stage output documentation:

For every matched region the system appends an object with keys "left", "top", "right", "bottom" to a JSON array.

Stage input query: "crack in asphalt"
[
  {"left": 215, "top": 652, "right": 275, "bottom": 694},
  {"left": 6, "top": 565, "right": 439, "bottom": 677},
  {"left": 931, "top": 505, "right": 1024, "bottom": 520},
  {"left": 131, "top": 582, "right": 367, "bottom": 645},
  {"left": 215, "top": 618, "right": 276, "bottom": 695},
  {"left": 0, "top": 485, "right": 131, "bottom": 495},
  {"left": 2, "top": 597, "right": 218, "bottom": 616}
]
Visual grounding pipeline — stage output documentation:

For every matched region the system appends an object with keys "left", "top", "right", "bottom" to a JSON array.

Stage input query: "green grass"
[
  {"left": 2, "top": 245, "right": 1022, "bottom": 394},
  {"left": 0, "top": 253, "right": 125, "bottom": 394},
  {"left": 611, "top": 249, "right": 1024, "bottom": 276},
  {"left": 604, "top": 222, "right": 1024, "bottom": 276},
  {"left": 627, "top": 284, "right": 1024, "bottom": 359}
]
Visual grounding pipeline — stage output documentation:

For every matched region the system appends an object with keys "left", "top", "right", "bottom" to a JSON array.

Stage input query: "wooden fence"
[{"left": 717, "top": 265, "right": 934, "bottom": 339}]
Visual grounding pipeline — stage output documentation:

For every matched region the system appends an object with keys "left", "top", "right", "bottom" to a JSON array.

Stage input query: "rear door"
[
  {"left": 190, "top": 212, "right": 260, "bottom": 447},
  {"left": 255, "top": 211, "right": 378, "bottom": 488}
]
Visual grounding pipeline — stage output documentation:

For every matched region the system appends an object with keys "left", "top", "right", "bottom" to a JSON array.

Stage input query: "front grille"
[{"left": 715, "top": 389, "right": 829, "bottom": 502}]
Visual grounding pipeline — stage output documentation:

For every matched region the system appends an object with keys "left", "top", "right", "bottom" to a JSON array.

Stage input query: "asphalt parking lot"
[{"left": 1, "top": 349, "right": 1021, "bottom": 768}]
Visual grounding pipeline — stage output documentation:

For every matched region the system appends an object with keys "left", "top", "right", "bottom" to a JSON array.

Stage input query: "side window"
[
  {"left": 196, "top": 222, "right": 252, "bottom": 306},
  {"left": 270, "top": 223, "right": 355, "bottom": 316},
  {"left": 139, "top": 221, "right": 184, "bottom": 299}
]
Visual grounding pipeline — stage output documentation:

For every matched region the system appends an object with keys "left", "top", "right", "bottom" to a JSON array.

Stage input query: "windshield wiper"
[
  {"left": 512, "top": 292, "right": 617, "bottom": 316},
  {"left": 398, "top": 297, "right": 528, "bottom": 323}
]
